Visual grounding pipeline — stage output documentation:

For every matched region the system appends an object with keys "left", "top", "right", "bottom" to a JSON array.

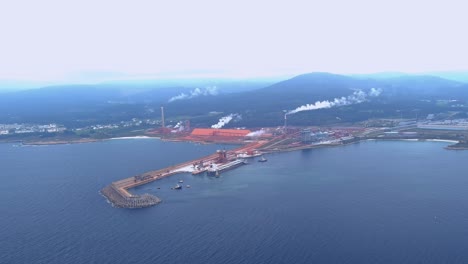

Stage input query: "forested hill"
[{"left": 1, "top": 72, "right": 468, "bottom": 127}]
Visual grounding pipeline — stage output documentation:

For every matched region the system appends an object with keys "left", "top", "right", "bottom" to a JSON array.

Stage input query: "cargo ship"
[
  {"left": 206, "top": 159, "right": 246, "bottom": 177},
  {"left": 236, "top": 151, "right": 262, "bottom": 158}
]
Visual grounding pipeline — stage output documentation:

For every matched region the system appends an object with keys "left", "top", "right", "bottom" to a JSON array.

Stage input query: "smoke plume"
[
  {"left": 369, "top": 88, "right": 382, "bottom": 97},
  {"left": 174, "top": 121, "right": 182, "bottom": 128},
  {"left": 169, "top": 86, "right": 218, "bottom": 102},
  {"left": 173, "top": 121, "right": 185, "bottom": 132},
  {"left": 287, "top": 88, "right": 382, "bottom": 115},
  {"left": 246, "top": 130, "right": 266, "bottom": 137},
  {"left": 211, "top": 113, "right": 241, "bottom": 129}
]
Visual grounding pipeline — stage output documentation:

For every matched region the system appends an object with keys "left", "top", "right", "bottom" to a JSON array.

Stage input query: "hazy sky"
[{"left": 0, "top": 0, "right": 467, "bottom": 83}]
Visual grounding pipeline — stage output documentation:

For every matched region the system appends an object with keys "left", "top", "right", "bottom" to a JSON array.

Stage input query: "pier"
[{"left": 101, "top": 141, "right": 268, "bottom": 208}]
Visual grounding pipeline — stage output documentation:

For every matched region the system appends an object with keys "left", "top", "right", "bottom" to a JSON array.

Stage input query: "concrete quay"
[{"left": 101, "top": 141, "right": 268, "bottom": 208}]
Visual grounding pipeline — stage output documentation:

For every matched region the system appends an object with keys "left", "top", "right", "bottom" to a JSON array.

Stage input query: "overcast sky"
[{"left": 0, "top": 0, "right": 467, "bottom": 84}]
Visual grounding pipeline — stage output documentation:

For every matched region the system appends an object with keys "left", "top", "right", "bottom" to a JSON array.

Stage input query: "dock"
[{"left": 101, "top": 141, "right": 268, "bottom": 208}]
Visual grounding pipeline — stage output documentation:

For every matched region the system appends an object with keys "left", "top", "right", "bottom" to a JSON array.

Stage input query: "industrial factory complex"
[{"left": 100, "top": 107, "right": 468, "bottom": 208}]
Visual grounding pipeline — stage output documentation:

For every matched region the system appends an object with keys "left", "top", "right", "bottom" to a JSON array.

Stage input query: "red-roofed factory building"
[
  {"left": 191, "top": 128, "right": 251, "bottom": 137},
  {"left": 182, "top": 128, "right": 251, "bottom": 142}
]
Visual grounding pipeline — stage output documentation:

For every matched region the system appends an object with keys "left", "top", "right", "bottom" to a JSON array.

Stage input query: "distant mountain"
[
  {"left": 164, "top": 72, "right": 468, "bottom": 127},
  {"left": 350, "top": 72, "right": 409, "bottom": 80},
  {"left": 0, "top": 79, "right": 275, "bottom": 126},
  {"left": 378, "top": 75, "right": 468, "bottom": 99},
  {"left": 253, "top": 72, "right": 468, "bottom": 103},
  {"left": 2, "top": 72, "right": 468, "bottom": 128},
  {"left": 159, "top": 72, "right": 384, "bottom": 127},
  {"left": 251, "top": 72, "right": 381, "bottom": 98},
  {"left": 426, "top": 71, "right": 468, "bottom": 83},
  {"left": 232, "top": 72, "right": 377, "bottom": 111},
  {"left": 0, "top": 80, "right": 57, "bottom": 91},
  {"left": 261, "top": 72, "right": 358, "bottom": 94},
  {"left": 351, "top": 71, "right": 468, "bottom": 84}
]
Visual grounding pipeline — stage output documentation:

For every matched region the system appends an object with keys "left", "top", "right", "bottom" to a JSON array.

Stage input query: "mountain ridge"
[{"left": 1, "top": 72, "right": 468, "bottom": 127}]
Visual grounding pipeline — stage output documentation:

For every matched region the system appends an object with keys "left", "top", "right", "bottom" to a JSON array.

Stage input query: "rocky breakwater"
[{"left": 101, "top": 184, "right": 161, "bottom": 208}]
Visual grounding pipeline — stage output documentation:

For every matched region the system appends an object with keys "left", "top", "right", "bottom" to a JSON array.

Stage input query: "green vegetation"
[{"left": 1, "top": 72, "right": 468, "bottom": 133}]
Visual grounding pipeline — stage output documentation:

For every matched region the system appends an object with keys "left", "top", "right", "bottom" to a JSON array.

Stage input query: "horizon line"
[{"left": 2, "top": 70, "right": 468, "bottom": 90}]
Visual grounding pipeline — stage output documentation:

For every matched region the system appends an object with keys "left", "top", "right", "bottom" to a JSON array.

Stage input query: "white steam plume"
[
  {"left": 287, "top": 88, "right": 382, "bottom": 115},
  {"left": 174, "top": 121, "right": 182, "bottom": 128},
  {"left": 246, "top": 129, "right": 266, "bottom": 137},
  {"left": 174, "top": 121, "right": 185, "bottom": 131},
  {"left": 369, "top": 87, "right": 382, "bottom": 97},
  {"left": 169, "top": 86, "right": 218, "bottom": 102},
  {"left": 211, "top": 114, "right": 241, "bottom": 129}
]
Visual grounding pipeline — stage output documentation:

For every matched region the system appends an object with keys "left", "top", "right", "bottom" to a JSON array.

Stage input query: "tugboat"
[
  {"left": 174, "top": 184, "right": 182, "bottom": 190},
  {"left": 258, "top": 156, "right": 268, "bottom": 162}
]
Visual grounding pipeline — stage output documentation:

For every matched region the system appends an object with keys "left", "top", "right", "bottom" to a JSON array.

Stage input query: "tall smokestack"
[{"left": 161, "top": 106, "right": 165, "bottom": 128}]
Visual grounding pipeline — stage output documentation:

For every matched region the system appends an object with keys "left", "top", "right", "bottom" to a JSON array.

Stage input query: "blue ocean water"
[{"left": 1, "top": 139, "right": 468, "bottom": 264}]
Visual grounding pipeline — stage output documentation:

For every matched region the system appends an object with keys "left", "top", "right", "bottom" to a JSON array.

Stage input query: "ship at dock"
[
  {"left": 100, "top": 142, "right": 266, "bottom": 209},
  {"left": 206, "top": 159, "right": 247, "bottom": 177},
  {"left": 236, "top": 150, "right": 262, "bottom": 158}
]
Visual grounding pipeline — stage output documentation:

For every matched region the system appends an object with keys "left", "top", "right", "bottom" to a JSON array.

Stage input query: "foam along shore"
[
  {"left": 424, "top": 139, "right": 459, "bottom": 143},
  {"left": 21, "top": 136, "right": 159, "bottom": 146},
  {"left": 366, "top": 138, "right": 459, "bottom": 144},
  {"left": 21, "top": 138, "right": 100, "bottom": 146},
  {"left": 108, "top": 136, "right": 158, "bottom": 140},
  {"left": 391, "top": 139, "right": 459, "bottom": 144},
  {"left": 172, "top": 164, "right": 197, "bottom": 173}
]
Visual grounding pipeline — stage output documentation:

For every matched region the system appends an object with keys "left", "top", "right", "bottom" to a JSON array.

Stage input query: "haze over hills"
[
  {"left": 425, "top": 71, "right": 468, "bottom": 83},
  {"left": 0, "top": 78, "right": 276, "bottom": 126},
  {"left": 352, "top": 72, "right": 468, "bottom": 83},
  {"left": 1, "top": 72, "right": 468, "bottom": 128}
]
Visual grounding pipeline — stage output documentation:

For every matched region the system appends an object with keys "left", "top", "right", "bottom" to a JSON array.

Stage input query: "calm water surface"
[{"left": 1, "top": 139, "right": 468, "bottom": 264}]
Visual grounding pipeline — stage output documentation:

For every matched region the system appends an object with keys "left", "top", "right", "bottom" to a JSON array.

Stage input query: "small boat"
[
  {"left": 174, "top": 184, "right": 182, "bottom": 190},
  {"left": 179, "top": 180, "right": 184, "bottom": 183},
  {"left": 258, "top": 156, "right": 268, "bottom": 162},
  {"left": 186, "top": 185, "right": 191, "bottom": 188}
]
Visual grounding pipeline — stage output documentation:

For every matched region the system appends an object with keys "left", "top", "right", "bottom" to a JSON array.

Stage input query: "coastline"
[
  {"left": 18, "top": 136, "right": 160, "bottom": 146},
  {"left": 365, "top": 138, "right": 459, "bottom": 144},
  {"left": 415, "top": 139, "right": 458, "bottom": 143},
  {"left": 86, "top": 134, "right": 465, "bottom": 208},
  {"left": 21, "top": 138, "right": 101, "bottom": 146},
  {"left": 2, "top": 132, "right": 465, "bottom": 150},
  {"left": 265, "top": 138, "right": 462, "bottom": 154},
  {"left": 364, "top": 138, "right": 468, "bottom": 150},
  {"left": 107, "top": 136, "right": 158, "bottom": 140}
]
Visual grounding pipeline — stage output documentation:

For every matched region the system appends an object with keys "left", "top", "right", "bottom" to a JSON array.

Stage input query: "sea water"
[{"left": 1, "top": 139, "right": 468, "bottom": 264}]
